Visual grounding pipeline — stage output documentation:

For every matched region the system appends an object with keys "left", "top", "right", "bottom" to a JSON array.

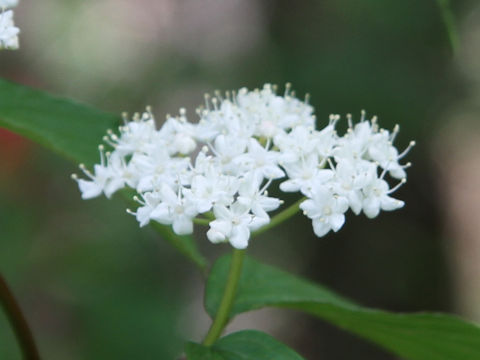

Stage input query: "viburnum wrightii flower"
[{"left": 73, "top": 84, "right": 414, "bottom": 249}]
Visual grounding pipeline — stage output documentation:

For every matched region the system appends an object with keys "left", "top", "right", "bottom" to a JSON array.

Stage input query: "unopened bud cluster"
[
  {"left": 0, "top": 0, "right": 19, "bottom": 50},
  {"left": 73, "top": 84, "right": 413, "bottom": 249}
]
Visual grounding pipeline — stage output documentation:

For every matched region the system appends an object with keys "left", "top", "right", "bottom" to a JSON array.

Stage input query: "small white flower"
[
  {"left": 133, "top": 192, "right": 163, "bottom": 227},
  {"left": 207, "top": 203, "right": 267, "bottom": 249},
  {"left": 367, "top": 129, "right": 413, "bottom": 179},
  {"left": 300, "top": 186, "right": 349, "bottom": 237},
  {"left": 237, "top": 174, "right": 281, "bottom": 219},
  {"left": 237, "top": 84, "right": 315, "bottom": 138},
  {"left": 159, "top": 115, "right": 197, "bottom": 155},
  {"left": 185, "top": 170, "right": 238, "bottom": 213},
  {"left": 0, "top": 10, "right": 19, "bottom": 50},
  {"left": 362, "top": 178, "right": 405, "bottom": 218},
  {"left": 133, "top": 148, "right": 189, "bottom": 192},
  {"left": 106, "top": 113, "right": 158, "bottom": 156},
  {"left": 150, "top": 184, "right": 198, "bottom": 235},
  {"left": 280, "top": 154, "right": 334, "bottom": 196},
  {"left": 236, "top": 138, "right": 284, "bottom": 182},
  {"left": 274, "top": 125, "right": 319, "bottom": 164},
  {"left": 332, "top": 159, "right": 376, "bottom": 215},
  {"left": 73, "top": 164, "right": 111, "bottom": 199},
  {"left": 212, "top": 134, "right": 248, "bottom": 175},
  {"left": 104, "top": 152, "right": 139, "bottom": 196}
]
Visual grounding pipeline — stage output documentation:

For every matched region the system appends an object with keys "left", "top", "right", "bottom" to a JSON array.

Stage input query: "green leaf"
[
  {"left": 0, "top": 78, "right": 119, "bottom": 166},
  {"left": 206, "top": 256, "right": 480, "bottom": 360},
  {"left": 0, "top": 78, "right": 207, "bottom": 272},
  {"left": 185, "top": 330, "right": 304, "bottom": 360}
]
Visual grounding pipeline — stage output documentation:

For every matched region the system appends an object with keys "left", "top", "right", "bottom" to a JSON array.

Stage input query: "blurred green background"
[{"left": 1, "top": 0, "right": 480, "bottom": 359}]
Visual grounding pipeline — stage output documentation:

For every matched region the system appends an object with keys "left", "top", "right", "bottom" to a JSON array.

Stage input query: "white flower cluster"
[
  {"left": 73, "top": 84, "right": 413, "bottom": 249},
  {"left": 0, "top": 0, "right": 19, "bottom": 50}
]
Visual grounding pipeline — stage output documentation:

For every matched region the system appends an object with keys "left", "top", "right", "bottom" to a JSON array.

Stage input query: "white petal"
[
  {"left": 209, "top": 219, "right": 232, "bottom": 237},
  {"left": 207, "top": 228, "right": 226, "bottom": 243},
  {"left": 300, "top": 199, "right": 322, "bottom": 219},
  {"left": 150, "top": 204, "right": 172, "bottom": 224},
  {"left": 381, "top": 196, "right": 404, "bottom": 211},
  {"left": 136, "top": 176, "right": 155, "bottom": 192},
  {"left": 334, "top": 196, "right": 350, "bottom": 214},
  {"left": 135, "top": 206, "right": 152, "bottom": 227},
  {"left": 265, "top": 166, "right": 285, "bottom": 180},
  {"left": 104, "top": 178, "right": 124, "bottom": 198},
  {"left": 389, "top": 166, "right": 406, "bottom": 180},
  {"left": 329, "top": 213, "right": 345, "bottom": 232},
  {"left": 173, "top": 216, "right": 193, "bottom": 235},
  {"left": 248, "top": 215, "right": 269, "bottom": 231},
  {"left": 279, "top": 179, "right": 301, "bottom": 192},
  {"left": 213, "top": 205, "right": 232, "bottom": 220},
  {"left": 363, "top": 197, "right": 380, "bottom": 218},
  {"left": 348, "top": 191, "right": 363, "bottom": 215},
  {"left": 78, "top": 179, "right": 103, "bottom": 199},
  {"left": 312, "top": 218, "right": 331, "bottom": 237},
  {"left": 258, "top": 197, "right": 281, "bottom": 212},
  {"left": 160, "top": 184, "right": 178, "bottom": 205},
  {"left": 229, "top": 226, "right": 250, "bottom": 249},
  {"left": 196, "top": 199, "right": 213, "bottom": 213}
]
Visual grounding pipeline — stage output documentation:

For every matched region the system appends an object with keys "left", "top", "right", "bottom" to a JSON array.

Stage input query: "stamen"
[
  {"left": 361, "top": 109, "right": 366, "bottom": 122},
  {"left": 121, "top": 112, "right": 129, "bottom": 125},
  {"left": 98, "top": 145, "right": 105, "bottom": 166},
  {"left": 398, "top": 141, "right": 416, "bottom": 160},
  {"left": 260, "top": 179, "right": 273, "bottom": 194},
  {"left": 265, "top": 138, "right": 271, "bottom": 150},
  {"left": 284, "top": 82, "right": 292, "bottom": 96},
  {"left": 380, "top": 166, "right": 388, "bottom": 179},
  {"left": 388, "top": 178, "right": 407, "bottom": 194},
  {"left": 79, "top": 164, "right": 94, "bottom": 180},
  {"left": 204, "top": 93, "right": 210, "bottom": 110},
  {"left": 304, "top": 93, "right": 310, "bottom": 105},
  {"left": 371, "top": 116, "right": 378, "bottom": 132},
  {"left": 103, "top": 136, "right": 115, "bottom": 147},
  {"left": 133, "top": 195, "right": 145, "bottom": 205},
  {"left": 347, "top": 113, "right": 353, "bottom": 129},
  {"left": 390, "top": 124, "right": 400, "bottom": 143},
  {"left": 327, "top": 158, "right": 336, "bottom": 170},
  {"left": 207, "top": 142, "right": 220, "bottom": 157}
]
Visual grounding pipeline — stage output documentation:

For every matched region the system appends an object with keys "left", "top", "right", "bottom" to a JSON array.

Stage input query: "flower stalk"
[
  {"left": 252, "top": 197, "right": 306, "bottom": 238},
  {"left": 202, "top": 249, "right": 246, "bottom": 346}
]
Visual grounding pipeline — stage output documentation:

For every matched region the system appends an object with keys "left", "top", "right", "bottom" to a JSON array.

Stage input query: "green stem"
[
  {"left": 252, "top": 197, "right": 305, "bottom": 238},
  {"left": 0, "top": 273, "right": 41, "bottom": 360},
  {"left": 193, "top": 217, "right": 210, "bottom": 226},
  {"left": 202, "top": 249, "right": 246, "bottom": 346}
]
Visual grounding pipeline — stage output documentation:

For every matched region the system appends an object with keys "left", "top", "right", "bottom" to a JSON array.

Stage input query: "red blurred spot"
[{"left": 0, "top": 128, "right": 30, "bottom": 177}]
